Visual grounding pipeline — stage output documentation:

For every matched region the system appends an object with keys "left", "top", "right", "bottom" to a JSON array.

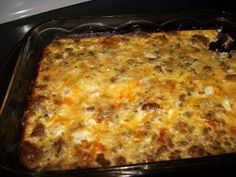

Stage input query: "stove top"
[{"left": 0, "top": 0, "right": 90, "bottom": 24}]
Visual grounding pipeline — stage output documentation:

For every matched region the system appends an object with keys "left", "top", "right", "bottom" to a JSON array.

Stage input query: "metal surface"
[{"left": 0, "top": 0, "right": 90, "bottom": 24}]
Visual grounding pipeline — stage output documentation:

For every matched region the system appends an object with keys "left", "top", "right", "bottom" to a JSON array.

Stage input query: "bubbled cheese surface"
[{"left": 20, "top": 30, "right": 236, "bottom": 171}]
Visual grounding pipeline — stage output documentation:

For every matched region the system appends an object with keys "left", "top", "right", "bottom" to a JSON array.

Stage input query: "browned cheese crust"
[{"left": 20, "top": 30, "right": 236, "bottom": 171}]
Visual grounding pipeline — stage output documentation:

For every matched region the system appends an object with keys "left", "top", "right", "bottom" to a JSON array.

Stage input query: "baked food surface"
[{"left": 20, "top": 30, "right": 236, "bottom": 171}]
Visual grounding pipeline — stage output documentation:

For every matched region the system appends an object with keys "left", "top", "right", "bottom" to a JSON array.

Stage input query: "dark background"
[{"left": 0, "top": 0, "right": 236, "bottom": 176}]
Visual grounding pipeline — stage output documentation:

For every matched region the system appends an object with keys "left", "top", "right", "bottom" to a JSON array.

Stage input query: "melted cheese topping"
[{"left": 20, "top": 30, "right": 236, "bottom": 171}]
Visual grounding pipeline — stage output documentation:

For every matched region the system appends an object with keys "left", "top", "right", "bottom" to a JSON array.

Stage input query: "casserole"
[{"left": 1, "top": 10, "right": 236, "bottom": 176}]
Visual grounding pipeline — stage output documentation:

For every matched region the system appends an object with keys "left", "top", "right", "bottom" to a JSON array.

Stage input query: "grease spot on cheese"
[
  {"left": 144, "top": 52, "right": 156, "bottom": 59},
  {"left": 72, "top": 130, "right": 94, "bottom": 144},
  {"left": 51, "top": 124, "right": 65, "bottom": 136},
  {"left": 204, "top": 86, "right": 214, "bottom": 95},
  {"left": 222, "top": 98, "right": 231, "bottom": 111},
  {"left": 61, "top": 87, "right": 72, "bottom": 97}
]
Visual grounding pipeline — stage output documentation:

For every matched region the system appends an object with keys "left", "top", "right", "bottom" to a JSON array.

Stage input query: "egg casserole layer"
[{"left": 20, "top": 30, "right": 236, "bottom": 171}]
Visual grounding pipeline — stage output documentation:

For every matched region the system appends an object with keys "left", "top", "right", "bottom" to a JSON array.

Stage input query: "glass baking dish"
[{"left": 1, "top": 10, "right": 236, "bottom": 176}]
